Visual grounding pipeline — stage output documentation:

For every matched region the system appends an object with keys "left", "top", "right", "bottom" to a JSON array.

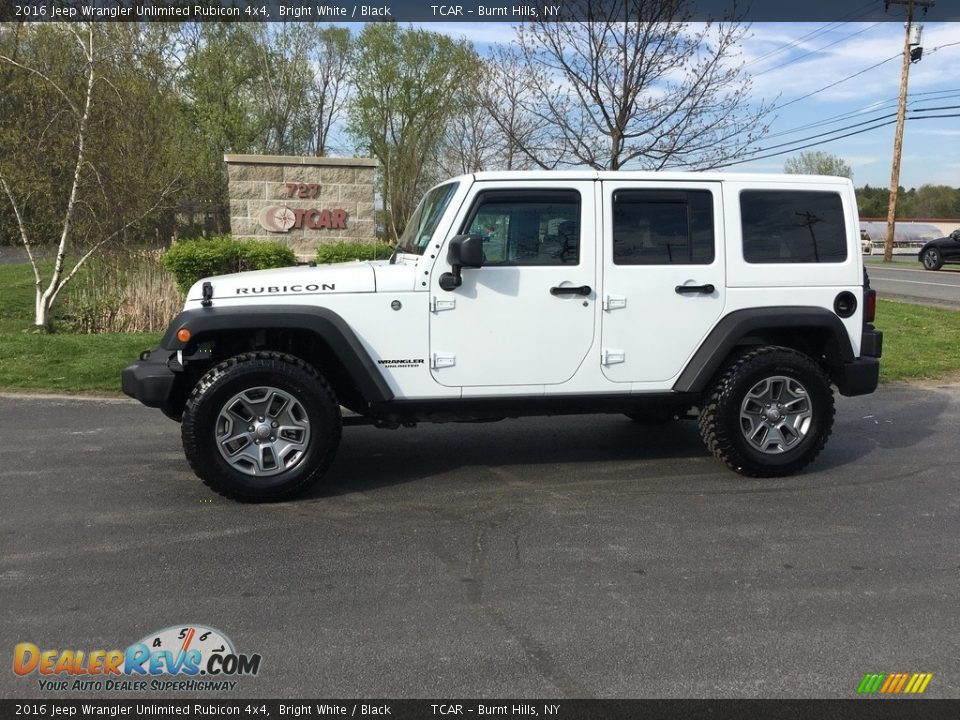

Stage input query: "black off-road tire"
[
  {"left": 181, "top": 351, "right": 341, "bottom": 502},
  {"left": 698, "top": 346, "right": 834, "bottom": 478}
]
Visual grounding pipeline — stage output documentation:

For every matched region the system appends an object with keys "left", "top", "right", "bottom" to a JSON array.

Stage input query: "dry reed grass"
[{"left": 64, "top": 249, "right": 183, "bottom": 333}]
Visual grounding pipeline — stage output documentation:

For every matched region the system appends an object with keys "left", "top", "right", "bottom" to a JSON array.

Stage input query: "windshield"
[{"left": 396, "top": 182, "right": 460, "bottom": 255}]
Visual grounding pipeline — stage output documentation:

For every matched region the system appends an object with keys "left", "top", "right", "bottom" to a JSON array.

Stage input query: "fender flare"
[
  {"left": 673, "top": 307, "right": 854, "bottom": 393},
  {"left": 160, "top": 305, "right": 394, "bottom": 403}
]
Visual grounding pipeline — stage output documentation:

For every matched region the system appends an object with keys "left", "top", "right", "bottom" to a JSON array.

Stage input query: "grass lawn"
[
  {"left": 876, "top": 299, "right": 960, "bottom": 382},
  {"left": 0, "top": 262, "right": 160, "bottom": 393},
  {"left": 0, "top": 260, "right": 957, "bottom": 394}
]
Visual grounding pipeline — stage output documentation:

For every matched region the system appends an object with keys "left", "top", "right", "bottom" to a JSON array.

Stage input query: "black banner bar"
[
  {"left": 3, "top": 0, "right": 959, "bottom": 23},
  {"left": 2, "top": 700, "right": 960, "bottom": 720}
]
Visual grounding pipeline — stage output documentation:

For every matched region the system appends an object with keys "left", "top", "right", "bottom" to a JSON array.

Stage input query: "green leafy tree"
[
  {"left": 179, "top": 24, "right": 264, "bottom": 232},
  {"left": 348, "top": 24, "right": 477, "bottom": 239},
  {"left": 909, "top": 185, "right": 960, "bottom": 218},
  {"left": 0, "top": 23, "right": 187, "bottom": 329},
  {"left": 784, "top": 151, "right": 853, "bottom": 179}
]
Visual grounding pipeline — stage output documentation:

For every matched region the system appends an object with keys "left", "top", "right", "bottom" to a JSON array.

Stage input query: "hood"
[{"left": 185, "top": 262, "right": 376, "bottom": 304}]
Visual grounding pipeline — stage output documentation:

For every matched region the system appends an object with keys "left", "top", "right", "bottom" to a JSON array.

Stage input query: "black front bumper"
[{"left": 121, "top": 348, "right": 178, "bottom": 408}]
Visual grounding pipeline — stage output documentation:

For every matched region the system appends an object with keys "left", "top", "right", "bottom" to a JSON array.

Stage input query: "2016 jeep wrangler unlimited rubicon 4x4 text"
[{"left": 123, "top": 172, "right": 882, "bottom": 501}]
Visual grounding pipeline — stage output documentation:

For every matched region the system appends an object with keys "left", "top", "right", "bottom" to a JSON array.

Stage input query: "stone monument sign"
[{"left": 225, "top": 154, "right": 378, "bottom": 259}]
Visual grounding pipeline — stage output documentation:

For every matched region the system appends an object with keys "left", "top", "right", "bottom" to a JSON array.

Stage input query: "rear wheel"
[
  {"left": 921, "top": 247, "right": 943, "bottom": 270},
  {"left": 698, "top": 347, "right": 834, "bottom": 477},
  {"left": 181, "top": 351, "right": 341, "bottom": 501}
]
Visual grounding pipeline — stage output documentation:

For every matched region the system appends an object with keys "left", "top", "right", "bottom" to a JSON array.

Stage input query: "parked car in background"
[{"left": 918, "top": 229, "right": 960, "bottom": 270}]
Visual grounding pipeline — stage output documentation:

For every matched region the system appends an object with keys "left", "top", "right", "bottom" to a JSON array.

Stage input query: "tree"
[
  {"left": 306, "top": 25, "right": 352, "bottom": 157},
  {"left": 0, "top": 24, "right": 183, "bottom": 329},
  {"left": 909, "top": 184, "right": 960, "bottom": 218},
  {"left": 785, "top": 151, "right": 853, "bottom": 179},
  {"left": 250, "top": 24, "right": 313, "bottom": 155},
  {"left": 490, "top": 0, "right": 773, "bottom": 171},
  {"left": 476, "top": 48, "right": 552, "bottom": 171},
  {"left": 348, "top": 24, "right": 477, "bottom": 239}
]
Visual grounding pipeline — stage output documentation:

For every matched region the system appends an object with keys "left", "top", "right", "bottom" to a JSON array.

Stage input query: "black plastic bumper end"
[
  {"left": 121, "top": 350, "right": 176, "bottom": 408},
  {"left": 833, "top": 357, "right": 880, "bottom": 397}
]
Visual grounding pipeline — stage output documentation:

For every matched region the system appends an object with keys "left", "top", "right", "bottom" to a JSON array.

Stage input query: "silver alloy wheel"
[
  {"left": 214, "top": 386, "right": 311, "bottom": 477},
  {"left": 923, "top": 249, "right": 940, "bottom": 269},
  {"left": 739, "top": 375, "right": 813, "bottom": 454}
]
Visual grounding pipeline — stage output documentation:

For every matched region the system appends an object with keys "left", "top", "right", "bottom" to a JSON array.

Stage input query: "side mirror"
[
  {"left": 439, "top": 234, "right": 484, "bottom": 291},
  {"left": 951, "top": 229, "right": 960, "bottom": 241},
  {"left": 448, "top": 234, "right": 484, "bottom": 268}
]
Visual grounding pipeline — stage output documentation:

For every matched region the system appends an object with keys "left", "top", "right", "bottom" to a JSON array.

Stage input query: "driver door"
[{"left": 428, "top": 181, "right": 598, "bottom": 388}]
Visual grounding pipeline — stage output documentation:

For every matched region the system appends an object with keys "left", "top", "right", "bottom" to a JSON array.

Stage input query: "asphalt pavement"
[
  {"left": 2, "top": 384, "right": 958, "bottom": 699},
  {"left": 866, "top": 258, "right": 960, "bottom": 308}
]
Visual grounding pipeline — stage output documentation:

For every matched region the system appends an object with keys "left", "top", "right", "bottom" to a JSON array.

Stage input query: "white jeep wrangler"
[{"left": 123, "top": 171, "right": 882, "bottom": 501}]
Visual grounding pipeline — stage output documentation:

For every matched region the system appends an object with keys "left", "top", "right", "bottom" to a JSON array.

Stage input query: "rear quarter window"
[{"left": 740, "top": 190, "right": 848, "bottom": 264}]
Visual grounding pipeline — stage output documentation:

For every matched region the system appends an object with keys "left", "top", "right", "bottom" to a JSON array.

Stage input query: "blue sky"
[{"left": 385, "top": 21, "right": 959, "bottom": 188}]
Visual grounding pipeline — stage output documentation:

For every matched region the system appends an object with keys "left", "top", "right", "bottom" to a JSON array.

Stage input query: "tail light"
[
  {"left": 863, "top": 266, "right": 876, "bottom": 324},
  {"left": 864, "top": 288, "right": 877, "bottom": 324}
]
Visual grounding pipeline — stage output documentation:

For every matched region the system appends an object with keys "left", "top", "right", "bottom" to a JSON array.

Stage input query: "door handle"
[
  {"left": 550, "top": 285, "right": 592, "bottom": 296},
  {"left": 675, "top": 284, "right": 715, "bottom": 295}
]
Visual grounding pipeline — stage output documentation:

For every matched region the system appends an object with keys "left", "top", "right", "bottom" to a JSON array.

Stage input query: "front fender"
[{"left": 160, "top": 305, "right": 394, "bottom": 404}]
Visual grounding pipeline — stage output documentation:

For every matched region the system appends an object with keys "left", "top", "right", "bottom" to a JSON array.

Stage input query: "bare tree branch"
[{"left": 491, "top": 0, "right": 774, "bottom": 171}]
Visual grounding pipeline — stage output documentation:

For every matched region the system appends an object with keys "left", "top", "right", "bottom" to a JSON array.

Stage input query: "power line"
[
  {"left": 753, "top": 23, "right": 883, "bottom": 77},
  {"left": 715, "top": 120, "right": 898, "bottom": 167},
  {"left": 759, "top": 91, "right": 960, "bottom": 142},
  {"left": 744, "top": 1, "right": 879, "bottom": 68},
  {"left": 714, "top": 107, "right": 956, "bottom": 168},
  {"left": 762, "top": 88, "right": 960, "bottom": 141},
  {"left": 771, "top": 53, "right": 901, "bottom": 112},
  {"left": 928, "top": 40, "right": 960, "bottom": 53}
]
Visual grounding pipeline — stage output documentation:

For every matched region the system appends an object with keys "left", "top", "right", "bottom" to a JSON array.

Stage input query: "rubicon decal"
[
  {"left": 235, "top": 284, "right": 336, "bottom": 294},
  {"left": 13, "top": 625, "right": 262, "bottom": 693},
  {"left": 857, "top": 672, "right": 933, "bottom": 695}
]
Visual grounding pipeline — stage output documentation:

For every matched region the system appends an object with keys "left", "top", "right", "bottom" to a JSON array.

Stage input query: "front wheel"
[
  {"left": 698, "top": 347, "right": 834, "bottom": 477},
  {"left": 921, "top": 248, "right": 943, "bottom": 270},
  {"left": 181, "top": 351, "right": 341, "bottom": 501}
]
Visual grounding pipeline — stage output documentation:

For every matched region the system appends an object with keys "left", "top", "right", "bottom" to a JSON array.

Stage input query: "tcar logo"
[{"left": 259, "top": 206, "right": 348, "bottom": 232}]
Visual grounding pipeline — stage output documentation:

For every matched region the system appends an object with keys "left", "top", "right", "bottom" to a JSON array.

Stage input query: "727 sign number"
[{"left": 286, "top": 183, "right": 320, "bottom": 199}]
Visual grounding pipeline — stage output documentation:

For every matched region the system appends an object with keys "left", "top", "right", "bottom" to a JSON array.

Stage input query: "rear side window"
[
  {"left": 612, "top": 190, "right": 715, "bottom": 265},
  {"left": 740, "top": 190, "right": 848, "bottom": 263}
]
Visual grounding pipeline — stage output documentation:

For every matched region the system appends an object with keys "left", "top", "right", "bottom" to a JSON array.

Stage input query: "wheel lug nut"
[
  {"left": 259, "top": 417, "right": 264, "bottom": 422},
  {"left": 248, "top": 426, "right": 254, "bottom": 432},
  {"left": 272, "top": 421, "right": 278, "bottom": 428}
]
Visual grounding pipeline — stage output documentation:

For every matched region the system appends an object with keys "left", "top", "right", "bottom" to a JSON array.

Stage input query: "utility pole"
[{"left": 883, "top": 0, "right": 934, "bottom": 262}]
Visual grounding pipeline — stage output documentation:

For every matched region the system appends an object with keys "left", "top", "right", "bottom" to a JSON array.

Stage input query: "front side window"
[
  {"left": 460, "top": 190, "right": 581, "bottom": 265},
  {"left": 397, "top": 181, "right": 460, "bottom": 255},
  {"left": 612, "top": 189, "right": 715, "bottom": 265},
  {"left": 740, "top": 190, "right": 848, "bottom": 263}
]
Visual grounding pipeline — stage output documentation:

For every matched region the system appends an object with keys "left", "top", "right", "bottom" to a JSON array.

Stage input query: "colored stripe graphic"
[
  {"left": 858, "top": 672, "right": 932, "bottom": 695},
  {"left": 857, "top": 673, "right": 886, "bottom": 694}
]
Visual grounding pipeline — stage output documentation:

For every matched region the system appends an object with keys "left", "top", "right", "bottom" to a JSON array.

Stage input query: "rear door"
[{"left": 599, "top": 181, "right": 725, "bottom": 383}]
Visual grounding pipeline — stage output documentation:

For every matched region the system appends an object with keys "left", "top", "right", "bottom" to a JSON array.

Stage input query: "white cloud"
[{"left": 417, "top": 22, "right": 516, "bottom": 47}]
